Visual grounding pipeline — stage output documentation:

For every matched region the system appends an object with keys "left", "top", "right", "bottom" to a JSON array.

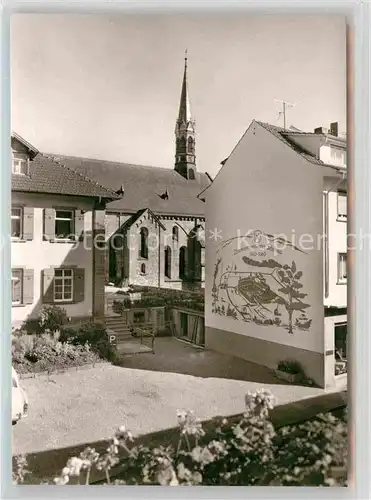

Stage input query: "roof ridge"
[
  {"left": 47, "top": 153, "right": 210, "bottom": 178},
  {"left": 48, "top": 153, "right": 174, "bottom": 173},
  {"left": 41, "top": 153, "right": 120, "bottom": 199},
  {"left": 256, "top": 121, "right": 327, "bottom": 168}
]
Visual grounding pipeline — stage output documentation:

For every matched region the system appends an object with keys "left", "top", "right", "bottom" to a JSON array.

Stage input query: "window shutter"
[
  {"left": 43, "top": 209, "right": 56, "bottom": 241},
  {"left": 75, "top": 210, "right": 85, "bottom": 241},
  {"left": 23, "top": 269, "right": 34, "bottom": 304},
  {"left": 23, "top": 207, "right": 34, "bottom": 241},
  {"left": 74, "top": 268, "right": 85, "bottom": 303},
  {"left": 12, "top": 271, "right": 22, "bottom": 303},
  {"left": 43, "top": 268, "right": 55, "bottom": 304}
]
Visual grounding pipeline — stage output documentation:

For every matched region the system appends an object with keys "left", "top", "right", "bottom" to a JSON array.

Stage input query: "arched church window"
[
  {"left": 172, "top": 226, "right": 179, "bottom": 243},
  {"left": 140, "top": 263, "right": 146, "bottom": 275},
  {"left": 179, "top": 246, "right": 187, "bottom": 280},
  {"left": 139, "top": 227, "right": 149, "bottom": 259},
  {"left": 188, "top": 137, "right": 194, "bottom": 153},
  {"left": 164, "top": 246, "right": 172, "bottom": 279},
  {"left": 188, "top": 169, "right": 195, "bottom": 180}
]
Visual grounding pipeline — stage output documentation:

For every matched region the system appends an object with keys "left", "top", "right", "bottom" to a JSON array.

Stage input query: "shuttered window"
[
  {"left": 55, "top": 210, "right": 74, "bottom": 240},
  {"left": 11, "top": 269, "right": 22, "bottom": 304},
  {"left": 337, "top": 193, "right": 347, "bottom": 220},
  {"left": 54, "top": 269, "right": 74, "bottom": 302},
  {"left": 11, "top": 268, "right": 34, "bottom": 305},
  {"left": 44, "top": 209, "right": 84, "bottom": 241},
  {"left": 43, "top": 267, "right": 85, "bottom": 304},
  {"left": 11, "top": 206, "right": 34, "bottom": 240},
  {"left": 338, "top": 253, "right": 347, "bottom": 283},
  {"left": 11, "top": 208, "right": 22, "bottom": 238}
]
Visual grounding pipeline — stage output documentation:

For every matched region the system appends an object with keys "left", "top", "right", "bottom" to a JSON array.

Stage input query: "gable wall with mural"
[{"left": 204, "top": 122, "right": 326, "bottom": 386}]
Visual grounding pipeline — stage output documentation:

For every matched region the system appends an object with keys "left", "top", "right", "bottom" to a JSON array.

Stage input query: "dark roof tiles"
[
  {"left": 11, "top": 152, "right": 120, "bottom": 200},
  {"left": 49, "top": 154, "right": 210, "bottom": 217}
]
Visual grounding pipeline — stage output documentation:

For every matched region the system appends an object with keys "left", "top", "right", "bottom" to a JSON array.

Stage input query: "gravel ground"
[{"left": 12, "top": 363, "right": 328, "bottom": 455}]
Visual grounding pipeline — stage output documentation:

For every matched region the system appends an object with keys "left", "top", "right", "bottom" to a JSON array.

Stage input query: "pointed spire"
[{"left": 178, "top": 49, "right": 192, "bottom": 124}]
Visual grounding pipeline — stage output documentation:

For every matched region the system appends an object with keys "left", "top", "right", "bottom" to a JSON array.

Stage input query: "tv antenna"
[{"left": 274, "top": 99, "right": 296, "bottom": 130}]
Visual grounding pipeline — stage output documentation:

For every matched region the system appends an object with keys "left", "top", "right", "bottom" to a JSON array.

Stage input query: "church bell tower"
[{"left": 175, "top": 51, "right": 196, "bottom": 180}]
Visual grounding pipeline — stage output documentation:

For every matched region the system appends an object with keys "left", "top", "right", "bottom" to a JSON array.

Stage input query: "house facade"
[
  {"left": 11, "top": 134, "right": 119, "bottom": 329},
  {"left": 48, "top": 55, "right": 210, "bottom": 291},
  {"left": 201, "top": 120, "right": 347, "bottom": 389}
]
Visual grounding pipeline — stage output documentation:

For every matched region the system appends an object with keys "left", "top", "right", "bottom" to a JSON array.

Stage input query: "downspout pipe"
[
  {"left": 158, "top": 223, "right": 161, "bottom": 288},
  {"left": 323, "top": 171, "right": 347, "bottom": 299},
  {"left": 92, "top": 207, "right": 96, "bottom": 318}
]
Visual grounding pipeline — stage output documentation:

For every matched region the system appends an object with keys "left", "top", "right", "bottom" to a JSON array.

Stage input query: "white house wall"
[
  {"left": 285, "top": 134, "right": 322, "bottom": 159},
  {"left": 205, "top": 122, "right": 326, "bottom": 386},
  {"left": 11, "top": 192, "right": 95, "bottom": 327},
  {"left": 325, "top": 191, "right": 347, "bottom": 308}
]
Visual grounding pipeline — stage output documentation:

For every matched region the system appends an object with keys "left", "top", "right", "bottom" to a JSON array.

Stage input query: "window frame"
[
  {"left": 337, "top": 253, "right": 347, "bottom": 284},
  {"left": 54, "top": 209, "right": 75, "bottom": 241},
  {"left": 11, "top": 206, "right": 23, "bottom": 239},
  {"left": 179, "top": 246, "right": 187, "bottom": 280},
  {"left": 12, "top": 156, "right": 29, "bottom": 175},
  {"left": 330, "top": 147, "right": 346, "bottom": 167},
  {"left": 53, "top": 268, "right": 74, "bottom": 303},
  {"left": 172, "top": 225, "right": 179, "bottom": 243},
  {"left": 337, "top": 192, "right": 347, "bottom": 222},
  {"left": 139, "top": 227, "right": 149, "bottom": 260},
  {"left": 11, "top": 269, "right": 23, "bottom": 305},
  {"left": 164, "top": 246, "right": 172, "bottom": 279}
]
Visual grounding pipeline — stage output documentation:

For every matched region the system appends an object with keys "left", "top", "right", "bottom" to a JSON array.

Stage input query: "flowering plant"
[{"left": 13, "top": 391, "right": 347, "bottom": 487}]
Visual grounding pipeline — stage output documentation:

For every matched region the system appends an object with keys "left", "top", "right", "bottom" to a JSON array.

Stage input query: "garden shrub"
[
  {"left": 277, "top": 360, "right": 303, "bottom": 375},
  {"left": 40, "top": 305, "right": 69, "bottom": 333},
  {"left": 12, "top": 333, "right": 99, "bottom": 375},
  {"left": 21, "top": 317, "right": 44, "bottom": 335},
  {"left": 21, "top": 306, "right": 69, "bottom": 335},
  {"left": 112, "top": 287, "right": 205, "bottom": 315},
  {"left": 13, "top": 391, "right": 347, "bottom": 486},
  {"left": 60, "top": 320, "right": 117, "bottom": 362}
]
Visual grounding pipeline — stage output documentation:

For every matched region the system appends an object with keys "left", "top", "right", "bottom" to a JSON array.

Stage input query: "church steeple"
[{"left": 175, "top": 50, "right": 196, "bottom": 180}]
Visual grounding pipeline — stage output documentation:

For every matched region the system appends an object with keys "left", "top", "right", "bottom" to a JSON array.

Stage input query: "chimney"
[
  {"left": 330, "top": 122, "right": 338, "bottom": 137},
  {"left": 314, "top": 126, "right": 328, "bottom": 135}
]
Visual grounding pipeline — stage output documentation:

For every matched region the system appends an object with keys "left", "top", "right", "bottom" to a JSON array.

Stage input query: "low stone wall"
[{"left": 18, "top": 361, "right": 109, "bottom": 380}]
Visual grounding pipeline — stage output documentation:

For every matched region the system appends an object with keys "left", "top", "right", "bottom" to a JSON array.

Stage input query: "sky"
[{"left": 11, "top": 13, "right": 346, "bottom": 177}]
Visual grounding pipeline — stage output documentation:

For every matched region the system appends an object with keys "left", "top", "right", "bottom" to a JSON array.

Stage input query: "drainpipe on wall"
[
  {"left": 92, "top": 207, "right": 96, "bottom": 318},
  {"left": 323, "top": 171, "right": 347, "bottom": 299},
  {"left": 158, "top": 222, "right": 161, "bottom": 288}
]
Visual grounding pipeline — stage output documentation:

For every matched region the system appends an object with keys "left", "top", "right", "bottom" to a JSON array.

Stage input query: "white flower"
[
  {"left": 54, "top": 474, "right": 69, "bottom": 485},
  {"left": 191, "top": 446, "right": 202, "bottom": 462},
  {"left": 66, "top": 457, "right": 83, "bottom": 476},
  {"left": 191, "top": 471, "right": 203, "bottom": 484}
]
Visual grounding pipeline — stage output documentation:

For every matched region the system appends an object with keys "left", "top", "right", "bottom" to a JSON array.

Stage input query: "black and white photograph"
[{"left": 10, "top": 12, "right": 348, "bottom": 486}]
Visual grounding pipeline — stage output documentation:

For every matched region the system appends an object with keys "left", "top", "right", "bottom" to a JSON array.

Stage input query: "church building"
[{"left": 50, "top": 54, "right": 211, "bottom": 290}]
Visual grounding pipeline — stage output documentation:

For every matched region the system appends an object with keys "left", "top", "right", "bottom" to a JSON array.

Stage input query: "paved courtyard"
[
  {"left": 13, "top": 355, "right": 328, "bottom": 456},
  {"left": 117, "top": 336, "right": 289, "bottom": 383}
]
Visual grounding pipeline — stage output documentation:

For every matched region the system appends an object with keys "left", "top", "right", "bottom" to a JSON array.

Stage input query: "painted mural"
[{"left": 211, "top": 230, "right": 312, "bottom": 334}]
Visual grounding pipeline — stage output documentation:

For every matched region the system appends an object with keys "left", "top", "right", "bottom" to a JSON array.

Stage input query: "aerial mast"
[{"left": 274, "top": 99, "right": 296, "bottom": 129}]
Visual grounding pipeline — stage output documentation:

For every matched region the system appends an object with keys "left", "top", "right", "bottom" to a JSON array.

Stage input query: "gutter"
[{"left": 323, "top": 172, "right": 347, "bottom": 299}]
